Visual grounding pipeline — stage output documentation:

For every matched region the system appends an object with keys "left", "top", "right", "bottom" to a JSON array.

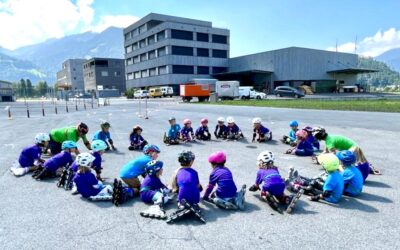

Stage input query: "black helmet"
[
  {"left": 178, "top": 150, "right": 195, "bottom": 165},
  {"left": 133, "top": 125, "right": 142, "bottom": 133},
  {"left": 101, "top": 122, "right": 110, "bottom": 129},
  {"left": 313, "top": 127, "right": 327, "bottom": 140},
  {"left": 77, "top": 122, "right": 89, "bottom": 135}
]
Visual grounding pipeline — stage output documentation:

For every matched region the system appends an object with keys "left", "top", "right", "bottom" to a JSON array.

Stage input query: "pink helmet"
[
  {"left": 183, "top": 119, "right": 192, "bottom": 125},
  {"left": 208, "top": 151, "right": 226, "bottom": 164},
  {"left": 201, "top": 118, "right": 208, "bottom": 124},
  {"left": 296, "top": 129, "right": 308, "bottom": 140}
]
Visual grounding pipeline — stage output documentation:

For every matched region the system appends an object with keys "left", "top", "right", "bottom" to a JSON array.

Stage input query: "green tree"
[
  {"left": 26, "top": 79, "right": 34, "bottom": 97},
  {"left": 20, "top": 79, "right": 26, "bottom": 97}
]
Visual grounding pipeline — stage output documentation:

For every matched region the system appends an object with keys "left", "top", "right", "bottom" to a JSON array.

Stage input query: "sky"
[{"left": 0, "top": 0, "right": 399, "bottom": 57}]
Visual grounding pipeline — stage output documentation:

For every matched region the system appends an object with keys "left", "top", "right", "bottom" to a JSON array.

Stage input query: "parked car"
[
  {"left": 149, "top": 87, "right": 163, "bottom": 98},
  {"left": 274, "top": 86, "right": 305, "bottom": 98},
  {"left": 160, "top": 86, "right": 174, "bottom": 97},
  {"left": 239, "top": 87, "right": 267, "bottom": 99},
  {"left": 134, "top": 90, "right": 149, "bottom": 99},
  {"left": 252, "top": 90, "right": 267, "bottom": 99}
]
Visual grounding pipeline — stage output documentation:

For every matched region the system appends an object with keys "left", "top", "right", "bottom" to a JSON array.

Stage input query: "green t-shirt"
[
  {"left": 50, "top": 126, "right": 87, "bottom": 143},
  {"left": 325, "top": 135, "right": 357, "bottom": 151}
]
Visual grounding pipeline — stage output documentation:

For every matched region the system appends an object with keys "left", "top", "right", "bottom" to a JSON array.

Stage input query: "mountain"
[
  {"left": 2, "top": 27, "right": 124, "bottom": 83},
  {"left": 358, "top": 57, "right": 400, "bottom": 86},
  {"left": 376, "top": 48, "right": 400, "bottom": 72},
  {"left": 0, "top": 52, "right": 47, "bottom": 83}
]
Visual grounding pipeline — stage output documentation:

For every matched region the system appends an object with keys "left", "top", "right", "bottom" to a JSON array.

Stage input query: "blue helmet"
[
  {"left": 289, "top": 120, "right": 298, "bottom": 127},
  {"left": 145, "top": 160, "right": 164, "bottom": 175},
  {"left": 91, "top": 140, "right": 107, "bottom": 152},
  {"left": 336, "top": 150, "right": 356, "bottom": 166},
  {"left": 143, "top": 144, "right": 161, "bottom": 155},
  {"left": 62, "top": 140, "right": 77, "bottom": 150}
]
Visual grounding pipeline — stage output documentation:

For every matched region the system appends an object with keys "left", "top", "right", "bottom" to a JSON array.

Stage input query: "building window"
[
  {"left": 212, "top": 67, "right": 228, "bottom": 74},
  {"left": 95, "top": 60, "right": 108, "bottom": 67},
  {"left": 72, "top": 68, "right": 76, "bottom": 71},
  {"left": 212, "top": 49, "right": 228, "bottom": 58},
  {"left": 171, "top": 29, "right": 193, "bottom": 40},
  {"left": 148, "top": 35, "right": 155, "bottom": 45},
  {"left": 127, "top": 58, "right": 133, "bottom": 65},
  {"left": 125, "top": 45, "right": 132, "bottom": 53},
  {"left": 101, "top": 71, "right": 109, "bottom": 77},
  {"left": 197, "top": 48, "right": 209, "bottom": 57},
  {"left": 125, "top": 32, "right": 131, "bottom": 41},
  {"left": 149, "top": 68, "right": 157, "bottom": 76},
  {"left": 197, "top": 66, "right": 209, "bottom": 75},
  {"left": 132, "top": 29, "right": 139, "bottom": 37},
  {"left": 134, "top": 71, "right": 141, "bottom": 79},
  {"left": 127, "top": 73, "right": 134, "bottom": 80},
  {"left": 141, "top": 70, "right": 148, "bottom": 78},
  {"left": 140, "top": 39, "right": 146, "bottom": 48},
  {"left": 172, "top": 65, "right": 194, "bottom": 74},
  {"left": 212, "top": 34, "right": 228, "bottom": 44},
  {"left": 73, "top": 77, "right": 77, "bottom": 80},
  {"left": 133, "top": 42, "right": 138, "bottom": 51},
  {"left": 140, "top": 53, "right": 148, "bottom": 62},
  {"left": 197, "top": 32, "right": 209, "bottom": 42},
  {"left": 172, "top": 46, "right": 193, "bottom": 56},
  {"left": 157, "top": 30, "right": 166, "bottom": 41},
  {"left": 159, "top": 66, "right": 167, "bottom": 75},
  {"left": 133, "top": 56, "right": 140, "bottom": 63},
  {"left": 139, "top": 24, "right": 146, "bottom": 33},
  {"left": 158, "top": 47, "right": 166, "bottom": 57},
  {"left": 149, "top": 50, "right": 156, "bottom": 60},
  {"left": 114, "top": 71, "right": 121, "bottom": 77}
]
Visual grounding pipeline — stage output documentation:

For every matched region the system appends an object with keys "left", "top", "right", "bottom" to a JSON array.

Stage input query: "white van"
[
  {"left": 239, "top": 87, "right": 267, "bottom": 99},
  {"left": 160, "top": 86, "right": 174, "bottom": 97}
]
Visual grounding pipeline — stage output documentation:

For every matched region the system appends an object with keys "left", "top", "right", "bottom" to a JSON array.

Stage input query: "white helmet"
[
  {"left": 252, "top": 117, "right": 262, "bottom": 124},
  {"left": 35, "top": 133, "right": 50, "bottom": 144},
  {"left": 76, "top": 152, "right": 96, "bottom": 167},
  {"left": 217, "top": 117, "right": 225, "bottom": 123},
  {"left": 226, "top": 116, "right": 235, "bottom": 123},
  {"left": 257, "top": 151, "right": 275, "bottom": 164}
]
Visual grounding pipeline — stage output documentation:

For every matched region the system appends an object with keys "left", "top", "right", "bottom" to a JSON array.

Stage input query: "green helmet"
[
  {"left": 318, "top": 153, "right": 340, "bottom": 172},
  {"left": 91, "top": 140, "right": 108, "bottom": 152}
]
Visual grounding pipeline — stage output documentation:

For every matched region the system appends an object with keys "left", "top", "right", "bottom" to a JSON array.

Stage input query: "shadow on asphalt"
[
  {"left": 81, "top": 197, "right": 115, "bottom": 208},
  {"left": 290, "top": 200, "right": 319, "bottom": 215},
  {"left": 364, "top": 180, "right": 392, "bottom": 188},
  {"left": 356, "top": 192, "right": 393, "bottom": 203},
  {"left": 328, "top": 197, "right": 380, "bottom": 213}
]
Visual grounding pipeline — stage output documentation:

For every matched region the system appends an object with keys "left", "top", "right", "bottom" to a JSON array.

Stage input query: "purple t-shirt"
[
  {"left": 295, "top": 140, "right": 314, "bottom": 156},
  {"left": 73, "top": 171, "right": 101, "bottom": 198},
  {"left": 214, "top": 124, "right": 227, "bottom": 136},
  {"left": 256, "top": 168, "right": 285, "bottom": 196},
  {"left": 140, "top": 175, "right": 166, "bottom": 203},
  {"left": 181, "top": 126, "right": 194, "bottom": 137},
  {"left": 204, "top": 166, "right": 237, "bottom": 199},
  {"left": 225, "top": 124, "right": 240, "bottom": 134},
  {"left": 176, "top": 167, "right": 200, "bottom": 204},
  {"left": 356, "top": 162, "right": 370, "bottom": 182},
  {"left": 44, "top": 151, "right": 73, "bottom": 172},
  {"left": 130, "top": 133, "right": 145, "bottom": 145},
  {"left": 195, "top": 126, "right": 209, "bottom": 136},
  {"left": 254, "top": 125, "right": 270, "bottom": 135},
  {"left": 18, "top": 144, "right": 42, "bottom": 167}
]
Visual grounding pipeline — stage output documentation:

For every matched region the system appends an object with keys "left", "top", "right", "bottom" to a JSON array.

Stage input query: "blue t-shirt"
[
  {"left": 206, "top": 166, "right": 237, "bottom": 199},
  {"left": 342, "top": 166, "right": 363, "bottom": 196},
  {"left": 119, "top": 155, "right": 152, "bottom": 178},
  {"left": 73, "top": 171, "right": 101, "bottom": 198},
  {"left": 295, "top": 140, "right": 314, "bottom": 156},
  {"left": 18, "top": 144, "right": 42, "bottom": 167},
  {"left": 130, "top": 133, "right": 145, "bottom": 145},
  {"left": 323, "top": 171, "right": 344, "bottom": 203},
  {"left": 44, "top": 151, "right": 74, "bottom": 172},
  {"left": 168, "top": 124, "right": 181, "bottom": 138},
  {"left": 288, "top": 129, "right": 297, "bottom": 142},
  {"left": 93, "top": 130, "right": 111, "bottom": 142}
]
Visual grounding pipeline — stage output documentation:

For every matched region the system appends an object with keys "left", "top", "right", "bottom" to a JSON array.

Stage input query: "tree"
[
  {"left": 26, "top": 79, "right": 33, "bottom": 97},
  {"left": 20, "top": 79, "right": 26, "bottom": 97},
  {"left": 36, "top": 81, "right": 48, "bottom": 96}
]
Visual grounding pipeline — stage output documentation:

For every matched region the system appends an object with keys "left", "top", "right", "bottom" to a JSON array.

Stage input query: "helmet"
[
  {"left": 319, "top": 154, "right": 340, "bottom": 172},
  {"left": 226, "top": 117, "right": 235, "bottom": 123},
  {"left": 217, "top": 117, "right": 225, "bottom": 123},
  {"left": 145, "top": 160, "right": 164, "bottom": 176},
  {"left": 201, "top": 118, "right": 208, "bottom": 124},
  {"left": 76, "top": 152, "right": 95, "bottom": 167},
  {"left": 252, "top": 117, "right": 262, "bottom": 124},
  {"left": 257, "top": 151, "right": 275, "bottom": 164},
  {"left": 313, "top": 127, "right": 327, "bottom": 140},
  {"left": 77, "top": 122, "right": 89, "bottom": 135},
  {"left": 295, "top": 130, "right": 308, "bottom": 140},
  {"left": 336, "top": 150, "right": 356, "bottom": 166},
  {"left": 35, "top": 133, "right": 50, "bottom": 144},
  {"left": 178, "top": 150, "right": 195, "bottom": 165},
  {"left": 183, "top": 119, "right": 191, "bottom": 125},
  {"left": 101, "top": 122, "right": 110, "bottom": 129},
  {"left": 143, "top": 144, "right": 161, "bottom": 155},
  {"left": 208, "top": 151, "right": 226, "bottom": 164},
  {"left": 133, "top": 125, "right": 142, "bottom": 133},
  {"left": 303, "top": 126, "right": 313, "bottom": 133},
  {"left": 91, "top": 140, "right": 108, "bottom": 152},
  {"left": 62, "top": 140, "right": 77, "bottom": 150},
  {"left": 289, "top": 120, "right": 298, "bottom": 127},
  {"left": 168, "top": 117, "right": 176, "bottom": 122}
]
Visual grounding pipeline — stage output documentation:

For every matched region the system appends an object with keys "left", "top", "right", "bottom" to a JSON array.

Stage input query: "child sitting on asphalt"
[
  {"left": 202, "top": 151, "right": 246, "bottom": 210},
  {"left": 285, "top": 130, "right": 314, "bottom": 156},
  {"left": 92, "top": 122, "right": 116, "bottom": 151},
  {"left": 303, "top": 126, "right": 320, "bottom": 151},
  {"left": 128, "top": 125, "right": 148, "bottom": 151},
  {"left": 180, "top": 119, "right": 195, "bottom": 143},
  {"left": 163, "top": 117, "right": 181, "bottom": 145},
  {"left": 167, "top": 150, "right": 205, "bottom": 224},
  {"left": 10, "top": 133, "right": 50, "bottom": 177},
  {"left": 33, "top": 141, "right": 77, "bottom": 180},
  {"left": 225, "top": 117, "right": 244, "bottom": 140},
  {"left": 281, "top": 120, "right": 299, "bottom": 146},
  {"left": 252, "top": 117, "right": 272, "bottom": 143},
  {"left": 249, "top": 151, "right": 303, "bottom": 213},
  {"left": 214, "top": 117, "right": 227, "bottom": 139},
  {"left": 337, "top": 150, "right": 364, "bottom": 196},
  {"left": 195, "top": 118, "right": 211, "bottom": 141},
  {"left": 73, "top": 153, "right": 113, "bottom": 201}
]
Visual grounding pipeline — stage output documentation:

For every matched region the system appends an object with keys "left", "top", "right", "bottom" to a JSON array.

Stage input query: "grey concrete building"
[
  {"left": 123, "top": 13, "right": 229, "bottom": 92},
  {"left": 0, "top": 80, "right": 14, "bottom": 102},
  {"left": 56, "top": 59, "right": 86, "bottom": 90},
  {"left": 83, "top": 58, "right": 125, "bottom": 93}
]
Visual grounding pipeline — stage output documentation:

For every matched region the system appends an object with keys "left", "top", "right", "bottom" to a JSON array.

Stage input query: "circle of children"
[{"left": 10, "top": 117, "right": 381, "bottom": 223}]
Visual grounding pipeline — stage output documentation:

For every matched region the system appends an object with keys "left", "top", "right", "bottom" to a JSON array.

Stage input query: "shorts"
[
  {"left": 49, "top": 135, "right": 62, "bottom": 155},
  {"left": 262, "top": 182, "right": 285, "bottom": 197},
  {"left": 121, "top": 177, "right": 141, "bottom": 189}
]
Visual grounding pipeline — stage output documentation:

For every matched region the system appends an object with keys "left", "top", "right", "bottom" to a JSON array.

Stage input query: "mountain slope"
[
  {"left": 376, "top": 48, "right": 400, "bottom": 72},
  {"left": 0, "top": 52, "right": 47, "bottom": 83},
  {"left": 358, "top": 57, "right": 400, "bottom": 86}
]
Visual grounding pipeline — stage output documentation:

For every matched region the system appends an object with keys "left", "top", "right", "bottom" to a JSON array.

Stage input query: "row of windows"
[
  {"left": 124, "top": 24, "right": 147, "bottom": 40},
  {"left": 126, "top": 47, "right": 167, "bottom": 65},
  {"left": 127, "top": 66, "right": 168, "bottom": 80},
  {"left": 84, "top": 71, "right": 121, "bottom": 78},
  {"left": 127, "top": 65, "right": 227, "bottom": 79},
  {"left": 125, "top": 31, "right": 166, "bottom": 54}
]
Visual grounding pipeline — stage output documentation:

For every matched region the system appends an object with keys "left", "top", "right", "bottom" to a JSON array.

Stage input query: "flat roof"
[
  {"left": 327, "top": 68, "right": 379, "bottom": 74},
  {"left": 212, "top": 70, "right": 273, "bottom": 77}
]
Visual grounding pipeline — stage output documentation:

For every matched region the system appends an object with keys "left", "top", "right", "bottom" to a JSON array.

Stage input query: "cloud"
[
  {"left": 327, "top": 28, "right": 400, "bottom": 57},
  {"left": 89, "top": 15, "right": 140, "bottom": 33}
]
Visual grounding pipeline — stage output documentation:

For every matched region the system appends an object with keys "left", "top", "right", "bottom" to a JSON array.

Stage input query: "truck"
[
  {"left": 189, "top": 78, "right": 218, "bottom": 92},
  {"left": 216, "top": 81, "right": 240, "bottom": 100},
  {"left": 180, "top": 84, "right": 211, "bottom": 102}
]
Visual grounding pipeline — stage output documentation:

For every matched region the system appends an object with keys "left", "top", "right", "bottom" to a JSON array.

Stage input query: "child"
[
  {"left": 180, "top": 119, "right": 195, "bottom": 143},
  {"left": 303, "top": 126, "right": 320, "bottom": 151},
  {"left": 10, "top": 133, "right": 50, "bottom": 176},
  {"left": 337, "top": 150, "right": 364, "bottom": 196},
  {"left": 249, "top": 151, "right": 303, "bottom": 213},
  {"left": 195, "top": 118, "right": 211, "bottom": 141},
  {"left": 214, "top": 117, "right": 227, "bottom": 139},
  {"left": 139, "top": 160, "right": 172, "bottom": 219},
  {"left": 281, "top": 120, "right": 298, "bottom": 145},
  {"left": 128, "top": 125, "right": 148, "bottom": 151},
  {"left": 252, "top": 117, "right": 272, "bottom": 143},
  {"left": 73, "top": 153, "right": 113, "bottom": 201},
  {"left": 163, "top": 117, "right": 181, "bottom": 145},
  {"left": 92, "top": 122, "right": 116, "bottom": 151},
  {"left": 33, "top": 141, "right": 77, "bottom": 180},
  {"left": 285, "top": 130, "right": 314, "bottom": 156},
  {"left": 167, "top": 150, "right": 205, "bottom": 224},
  {"left": 225, "top": 117, "right": 244, "bottom": 140},
  {"left": 202, "top": 151, "right": 246, "bottom": 210}
]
